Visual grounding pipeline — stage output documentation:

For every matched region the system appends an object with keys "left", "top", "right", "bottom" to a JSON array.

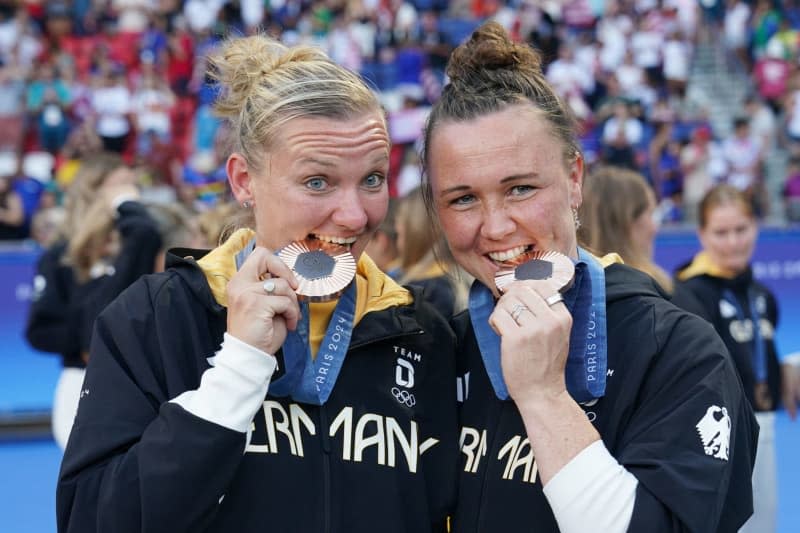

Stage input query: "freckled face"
[
  {"left": 427, "top": 105, "right": 583, "bottom": 293},
  {"left": 231, "top": 112, "right": 390, "bottom": 259},
  {"left": 699, "top": 202, "right": 758, "bottom": 274}
]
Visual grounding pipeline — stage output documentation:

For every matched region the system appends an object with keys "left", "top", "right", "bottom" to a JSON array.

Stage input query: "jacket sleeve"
[
  {"left": 618, "top": 309, "right": 758, "bottom": 533},
  {"left": 25, "top": 244, "right": 80, "bottom": 357},
  {"left": 57, "top": 277, "right": 247, "bottom": 533},
  {"left": 77, "top": 201, "right": 163, "bottom": 353}
]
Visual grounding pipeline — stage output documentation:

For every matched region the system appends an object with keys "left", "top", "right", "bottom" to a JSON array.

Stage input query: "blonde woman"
[
  {"left": 26, "top": 152, "right": 162, "bottom": 449},
  {"left": 57, "top": 34, "right": 458, "bottom": 532},
  {"left": 578, "top": 166, "right": 672, "bottom": 292}
]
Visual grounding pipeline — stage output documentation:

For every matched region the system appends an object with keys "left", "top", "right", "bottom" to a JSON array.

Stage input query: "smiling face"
[
  {"left": 427, "top": 105, "right": 583, "bottom": 294},
  {"left": 228, "top": 112, "right": 390, "bottom": 259},
  {"left": 699, "top": 202, "right": 757, "bottom": 274}
]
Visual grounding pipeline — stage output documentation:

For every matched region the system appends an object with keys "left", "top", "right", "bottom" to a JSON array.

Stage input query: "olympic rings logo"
[{"left": 391, "top": 387, "right": 416, "bottom": 407}]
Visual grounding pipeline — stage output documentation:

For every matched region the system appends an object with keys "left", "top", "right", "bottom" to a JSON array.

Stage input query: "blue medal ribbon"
[
  {"left": 722, "top": 288, "right": 767, "bottom": 382},
  {"left": 235, "top": 238, "right": 357, "bottom": 404},
  {"left": 468, "top": 247, "right": 607, "bottom": 403},
  {"left": 282, "top": 283, "right": 356, "bottom": 404}
]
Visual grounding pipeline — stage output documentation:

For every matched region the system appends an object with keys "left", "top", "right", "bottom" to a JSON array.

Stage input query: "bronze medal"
[
  {"left": 277, "top": 239, "right": 357, "bottom": 302},
  {"left": 494, "top": 250, "right": 576, "bottom": 294}
]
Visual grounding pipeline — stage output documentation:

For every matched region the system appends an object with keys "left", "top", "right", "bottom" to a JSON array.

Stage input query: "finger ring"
[
  {"left": 545, "top": 293, "right": 564, "bottom": 307},
  {"left": 510, "top": 303, "right": 529, "bottom": 323},
  {"left": 263, "top": 279, "right": 276, "bottom": 294}
]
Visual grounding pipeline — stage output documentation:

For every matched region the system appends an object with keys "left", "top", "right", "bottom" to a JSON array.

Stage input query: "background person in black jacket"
[
  {"left": 25, "top": 152, "right": 162, "bottom": 449},
  {"left": 673, "top": 184, "right": 800, "bottom": 533},
  {"left": 421, "top": 22, "right": 757, "bottom": 533},
  {"left": 56, "top": 34, "right": 458, "bottom": 533}
]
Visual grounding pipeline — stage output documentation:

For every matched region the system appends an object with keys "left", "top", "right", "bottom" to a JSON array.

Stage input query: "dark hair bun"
[{"left": 446, "top": 22, "right": 542, "bottom": 83}]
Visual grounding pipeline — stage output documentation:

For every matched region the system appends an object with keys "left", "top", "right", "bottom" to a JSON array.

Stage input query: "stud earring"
[{"left": 242, "top": 201, "right": 251, "bottom": 209}]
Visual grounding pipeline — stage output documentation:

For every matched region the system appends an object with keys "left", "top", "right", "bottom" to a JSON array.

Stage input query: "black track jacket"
[
  {"left": 672, "top": 263, "right": 782, "bottom": 413},
  {"left": 26, "top": 200, "right": 162, "bottom": 367},
  {"left": 57, "top": 249, "right": 458, "bottom": 533},
  {"left": 451, "top": 264, "right": 758, "bottom": 533}
]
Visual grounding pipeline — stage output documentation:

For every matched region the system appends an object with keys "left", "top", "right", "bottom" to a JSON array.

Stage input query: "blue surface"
[
  {"left": 0, "top": 439, "right": 59, "bottom": 533},
  {"left": 0, "top": 243, "right": 60, "bottom": 414}
]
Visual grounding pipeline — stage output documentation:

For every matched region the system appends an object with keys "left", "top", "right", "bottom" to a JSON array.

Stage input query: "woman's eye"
[
  {"left": 451, "top": 194, "right": 475, "bottom": 206},
  {"left": 363, "top": 173, "right": 385, "bottom": 188},
  {"left": 306, "top": 177, "right": 327, "bottom": 191},
  {"left": 510, "top": 184, "right": 535, "bottom": 196}
]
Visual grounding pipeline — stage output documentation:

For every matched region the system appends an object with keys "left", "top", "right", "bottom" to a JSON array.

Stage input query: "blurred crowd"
[{"left": 2, "top": 0, "right": 800, "bottom": 246}]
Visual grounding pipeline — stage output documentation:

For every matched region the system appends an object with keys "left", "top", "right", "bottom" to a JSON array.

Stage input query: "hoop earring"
[{"left": 572, "top": 207, "right": 581, "bottom": 230}]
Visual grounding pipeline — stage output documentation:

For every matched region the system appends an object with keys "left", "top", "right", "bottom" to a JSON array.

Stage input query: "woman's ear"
[
  {"left": 568, "top": 152, "right": 585, "bottom": 209},
  {"left": 227, "top": 153, "right": 254, "bottom": 205}
]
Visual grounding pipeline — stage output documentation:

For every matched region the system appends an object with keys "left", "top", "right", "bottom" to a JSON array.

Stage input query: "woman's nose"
[
  {"left": 332, "top": 190, "right": 369, "bottom": 230},
  {"left": 480, "top": 206, "right": 515, "bottom": 241}
]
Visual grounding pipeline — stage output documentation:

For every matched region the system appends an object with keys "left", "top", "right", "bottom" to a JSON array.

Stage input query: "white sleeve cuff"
[
  {"left": 171, "top": 333, "right": 277, "bottom": 433},
  {"left": 542, "top": 440, "right": 638, "bottom": 533}
]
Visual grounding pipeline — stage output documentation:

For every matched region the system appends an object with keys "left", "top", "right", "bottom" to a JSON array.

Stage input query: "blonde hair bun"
[{"left": 210, "top": 35, "right": 330, "bottom": 120}]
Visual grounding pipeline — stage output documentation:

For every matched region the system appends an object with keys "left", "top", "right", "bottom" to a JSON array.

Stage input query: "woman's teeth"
[
  {"left": 488, "top": 246, "right": 528, "bottom": 262},
  {"left": 314, "top": 235, "right": 357, "bottom": 246}
]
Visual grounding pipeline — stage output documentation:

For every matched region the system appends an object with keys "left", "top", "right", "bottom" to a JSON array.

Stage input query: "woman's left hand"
[{"left": 489, "top": 280, "right": 572, "bottom": 410}]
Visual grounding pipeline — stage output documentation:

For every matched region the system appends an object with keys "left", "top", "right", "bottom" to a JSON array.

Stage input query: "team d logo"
[
  {"left": 395, "top": 358, "right": 415, "bottom": 388},
  {"left": 392, "top": 358, "right": 416, "bottom": 407},
  {"left": 695, "top": 405, "right": 731, "bottom": 461}
]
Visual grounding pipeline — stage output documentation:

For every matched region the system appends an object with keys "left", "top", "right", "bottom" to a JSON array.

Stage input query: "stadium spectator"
[
  {"left": 783, "top": 156, "right": 800, "bottom": 222},
  {"left": 0, "top": 59, "right": 26, "bottom": 153},
  {"left": 680, "top": 123, "right": 727, "bottom": 222},
  {"left": 89, "top": 67, "right": 131, "bottom": 153},
  {"left": 26, "top": 62, "right": 72, "bottom": 154},
  {"left": 0, "top": 172, "right": 25, "bottom": 240},
  {"left": 601, "top": 99, "right": 643, "bottom": 169},
  {"left": 721, "top": 116, "right": 766, "bottom": 214}
]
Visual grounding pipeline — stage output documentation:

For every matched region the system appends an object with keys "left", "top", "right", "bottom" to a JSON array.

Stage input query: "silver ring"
[
  {"left": 263, "top": 279, "right": 276, "bottom": 294},
  {"left": 545, "top": 292, "right": 564, "bottom": 307},
  {"left": 510, "top": 303, "right": 529, "bottom": 323}
]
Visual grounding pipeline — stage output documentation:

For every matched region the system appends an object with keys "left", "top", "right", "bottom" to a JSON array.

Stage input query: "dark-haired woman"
[{"left": 422, "top": 22, "right": 758, "bottom": 532}]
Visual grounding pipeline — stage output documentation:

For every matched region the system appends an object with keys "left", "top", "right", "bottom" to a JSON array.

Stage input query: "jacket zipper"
[{"left": 320, "top": 403, "right": 332, "bottom": 533}]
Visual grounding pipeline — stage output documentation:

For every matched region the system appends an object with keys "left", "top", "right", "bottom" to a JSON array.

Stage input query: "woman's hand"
[
  {"left": 226, "top": 247, "right": 300, "bottom": 355},
  {"left": 489, "top": 280, "right": 572, "bottom": 409},
  {"left": 781, "top": 362, "right": 800, "bottom": 421}
]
